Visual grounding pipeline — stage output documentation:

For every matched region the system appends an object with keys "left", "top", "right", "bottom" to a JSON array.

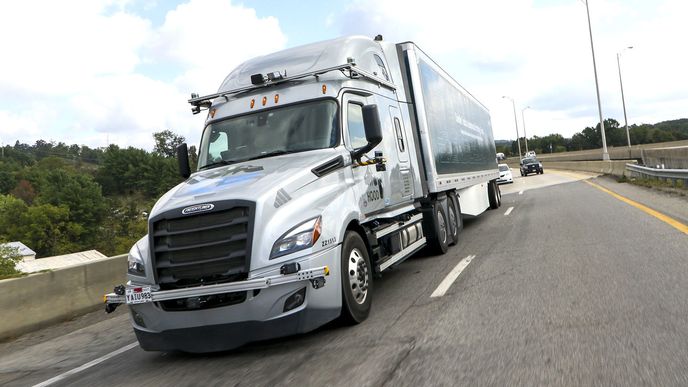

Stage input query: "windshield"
[
  {"left": 198, "top": 99, "right": 339, "bottom": 169},
  {"left": 498, "top": 165, "right": 509, "bottom": 172},
  {"left": 522, "top": 158, "right": 537, "bottom": 164}
]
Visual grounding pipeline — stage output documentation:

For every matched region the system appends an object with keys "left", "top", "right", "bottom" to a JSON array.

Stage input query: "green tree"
[
  {"left": 35, "top": 169, "right": 106, "bottom": 229},
  {"left": 0, "top": 196, "right": 79, "bottom": 257},
  {"left": 97, "top": 197, "right": 150, "bottom": 256},
  {"left": 0, "top": 243, "right": 22, "bottom": 279},
  {"left": 153, "top": 130, "right": 186, "bottom": 158}
]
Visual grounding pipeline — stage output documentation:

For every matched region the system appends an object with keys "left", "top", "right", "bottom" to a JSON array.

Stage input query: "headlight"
[
  {"left": 270, "top": 216, "right": 322, "bottom": 259},
  {"left": 127, "top": 243, "right": 146, "bottom": 276}
]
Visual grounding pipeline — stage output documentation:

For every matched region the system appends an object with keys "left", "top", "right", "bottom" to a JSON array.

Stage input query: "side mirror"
[
  {"left": 352, "top": 105, "right": 383, "bottom": 160},
  {"left": 177, "top": 143, "right": 191, "bottom": 179}
]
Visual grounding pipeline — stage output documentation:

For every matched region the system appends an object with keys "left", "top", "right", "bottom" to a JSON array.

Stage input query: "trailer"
[{"left": 105, "top": 35, "right": 500, "bottom": 352}]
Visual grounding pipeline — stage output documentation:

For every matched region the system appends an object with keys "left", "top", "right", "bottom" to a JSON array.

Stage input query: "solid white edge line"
[
  {"left": 504, "top": 207, "right": 514, "bottom": 216},
  {"left": 33, "top": 342, "right": 139, "bottom": 387},
  {"left": 430, "top": 255, "right": 476, "bottom": 298}
]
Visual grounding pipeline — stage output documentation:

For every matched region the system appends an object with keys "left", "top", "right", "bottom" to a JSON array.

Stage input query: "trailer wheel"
[
  {"left": 447, "top": 193, "right": 462, "bottom": 246},
  {"left": 340, "top": 231, "right": 372, "bottom": 324},
  {"left": 488, "top": 180, "right": 500, "bottom": 209},
  {"left": 425, "top": 200, "right": 449, "bottom": 255}
]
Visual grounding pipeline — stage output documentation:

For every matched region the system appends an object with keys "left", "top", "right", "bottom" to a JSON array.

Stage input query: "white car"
[{"left": 497, "top": 163, "right": 513, "bottom": 184}]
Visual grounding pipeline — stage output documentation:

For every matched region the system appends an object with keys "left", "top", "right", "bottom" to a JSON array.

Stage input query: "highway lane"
[{"left": 2, "top": 170, "right": 688, "bottom": 386}]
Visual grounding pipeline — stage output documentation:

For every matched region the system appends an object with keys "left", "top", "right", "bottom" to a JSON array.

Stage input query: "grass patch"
[{"left": 620, "top": 175, "right": 688, "bottom": 196}]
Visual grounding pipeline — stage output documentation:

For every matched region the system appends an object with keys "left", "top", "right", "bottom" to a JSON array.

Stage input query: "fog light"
[
  {"left": 131, "top": 310, "right": 146, "bottom": 328},
  {"left": 283, "top": 287, "right": 306, "bottom": 312}
]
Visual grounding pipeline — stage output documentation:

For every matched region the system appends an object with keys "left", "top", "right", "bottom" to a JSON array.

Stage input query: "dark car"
[{"left": 520, "top": 157, "right": 543, "bottom": 176}]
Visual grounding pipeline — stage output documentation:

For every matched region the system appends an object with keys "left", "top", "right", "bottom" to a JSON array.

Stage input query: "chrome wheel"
[{"left": 348, "top": 248, "right": 369, "bottom": 304}]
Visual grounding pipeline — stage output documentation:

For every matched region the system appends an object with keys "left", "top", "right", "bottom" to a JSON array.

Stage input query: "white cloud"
[
  {"left": 150, "top": 0, "right": 286, "bottom": 92},
  {"left": 331, "top": 0, "right": 688, "bottom": 141},
  {"left": 1, "top": 0, "right": 685, "bottom": 151},
  {"left": 0, "top": 0, "right": 287, "bottom": 149}
]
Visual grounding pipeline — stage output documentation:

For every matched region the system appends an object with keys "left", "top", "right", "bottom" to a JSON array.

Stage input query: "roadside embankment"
[{"left": 0, "top": 254, "right": 127, "bottom": 341}]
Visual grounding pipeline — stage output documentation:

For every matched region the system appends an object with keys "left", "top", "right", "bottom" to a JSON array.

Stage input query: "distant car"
[
  {"left": 520, "top": 157, "right": 543, "bottom": 176},
  {"left": 497, "top": 164, "right": 513, "bottom": 184},
  {"left": 525, "top": 151, "right": 536, "bottom": 158},
  {"left": 496, "top": 152, "right": 505, "bottom": 161}
]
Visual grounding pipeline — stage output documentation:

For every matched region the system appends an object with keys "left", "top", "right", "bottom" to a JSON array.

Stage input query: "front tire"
[{"left": 340, "top": 232, "right": 372, "bottom": 324}]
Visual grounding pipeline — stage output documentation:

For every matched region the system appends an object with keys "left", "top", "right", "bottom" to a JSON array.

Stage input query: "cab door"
[
  {"left": 388, "top": 106, "right": 414, "bottom": 200},
  {"left": 343, "top": 93, "right": 390, "bottom": 215}
]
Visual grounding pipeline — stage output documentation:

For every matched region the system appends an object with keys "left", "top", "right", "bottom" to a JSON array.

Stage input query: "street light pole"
[
  {"left": 502, "top": 96, "right": 522, "bottom": 158},
  {"left": 521, "top": 106, "right": 531, "bottom": 154},
  {"left": 617, "top": 46, "right": 633, "bottom": 149},
  {"left": 582, "top": 0, "right": 610, "bottom": 161}
]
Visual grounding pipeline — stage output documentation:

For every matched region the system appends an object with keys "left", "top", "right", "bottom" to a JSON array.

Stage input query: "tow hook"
[{"left": 104, "top": 285, "right": 125, "bottom": 314}]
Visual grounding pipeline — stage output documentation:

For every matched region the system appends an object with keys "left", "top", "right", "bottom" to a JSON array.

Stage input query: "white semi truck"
[{"left": 105, "top": 35, "right": 501, "bottom": 352}]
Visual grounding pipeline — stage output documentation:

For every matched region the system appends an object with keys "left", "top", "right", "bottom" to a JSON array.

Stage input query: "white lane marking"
[
  {"left": 430, "top": 255, "right": 476, "bottom": 298},
  {"left": 518, "top": 190, "right": 523, "bottom": 195},
  {"left": 33, "top": 342, "right": 138, "bottom": 387},
  {"left": 504, "top": 206, "right": 514, "bottom": 216}
]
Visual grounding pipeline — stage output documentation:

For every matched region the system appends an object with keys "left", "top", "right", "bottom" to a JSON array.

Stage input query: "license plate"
[{"left": 126, "top": 286, "right": 153, "bottom": 304}]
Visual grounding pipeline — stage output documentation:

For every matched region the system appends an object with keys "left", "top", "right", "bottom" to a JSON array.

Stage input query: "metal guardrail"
[{"left": 626, "top": 163, "right": 688, "bottom": 182}]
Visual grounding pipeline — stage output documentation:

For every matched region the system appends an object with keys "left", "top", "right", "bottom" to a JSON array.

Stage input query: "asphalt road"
[{"left": 2, "top": 169, "right": 688, "bottom": 386}]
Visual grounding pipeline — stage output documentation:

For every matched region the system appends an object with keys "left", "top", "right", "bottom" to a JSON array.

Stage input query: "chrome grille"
[{"left": 150, "top": 202, "right": 254, "bottom": 290}]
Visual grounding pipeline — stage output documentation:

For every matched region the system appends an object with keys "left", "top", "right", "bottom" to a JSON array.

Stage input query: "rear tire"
[
  {"left": 423, "top": 199, "right": 449, "bottom": 255},
  {"left": 340, "top": 232, "right": 372, "bottom": 324},
  {"left": 447, "top": 193, "right": 461, "bottom": 246},
  {"left": 488, "top": 180, "right": 500, "bottom": 209}
]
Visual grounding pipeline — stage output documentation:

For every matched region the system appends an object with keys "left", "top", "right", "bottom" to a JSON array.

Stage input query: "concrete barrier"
[
  {"left": 0, "top": 254, "right": 127, "bottom": 341},
  {"left": 505, "top": 160, "right": 637, "bottom": 177},
  {"left": 642, "top": 146, "right": 688, "bottom": 169},
  {"left": 504, "top": 139, "right": 688, "bottom": 164}
]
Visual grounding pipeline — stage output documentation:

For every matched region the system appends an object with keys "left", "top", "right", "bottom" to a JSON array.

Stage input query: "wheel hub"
[{"left": 348, "top": 248, "right": 369, "bottom": 304}]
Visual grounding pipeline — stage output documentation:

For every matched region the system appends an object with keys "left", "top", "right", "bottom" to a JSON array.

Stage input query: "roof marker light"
[
  {"left": 262, "top": 96, "right": 267, "bottom": 106},
  {"left": 274, "top": 94, "right": 279, "bottom": 104},
  {"left": 322, "top": 84, "right": 327, "bottom": 94},
  {"left": 250, "top": 99, "right": 255, "bottom": 108}
]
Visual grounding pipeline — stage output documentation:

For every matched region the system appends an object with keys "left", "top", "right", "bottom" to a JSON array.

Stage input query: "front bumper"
[
  {"left": 110, "top": 246, "right": 342, "bottom": 352},
  {"left": 104, "top": 266, "right": 330, "bottom": 305}
]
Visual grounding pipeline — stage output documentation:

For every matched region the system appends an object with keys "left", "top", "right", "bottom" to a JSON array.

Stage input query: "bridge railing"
[{"left": 626, "top": 163, "right": 688, "bottom": 185}]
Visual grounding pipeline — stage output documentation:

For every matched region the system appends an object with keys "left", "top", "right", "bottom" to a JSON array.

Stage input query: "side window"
[
  {"left": 208, "top": 131, "right": 228, "bottom": 161},
  {"left": 394, "top": 117, "right": 405, "bottom": 152},
  {"left": 347, "top": 102, "right": 367, "bottom": 149},
  {"left": 373, "top": 54, "right": 390, "bottom": 81}
]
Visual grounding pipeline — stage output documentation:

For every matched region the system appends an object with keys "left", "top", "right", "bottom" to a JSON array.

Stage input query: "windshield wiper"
[{"left": 198, "top": 160, "right": 235, "bottom": 170}]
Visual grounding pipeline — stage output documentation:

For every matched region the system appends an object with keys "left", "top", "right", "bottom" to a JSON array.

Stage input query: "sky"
[{"left": 0, "top": 0, "right": 686, "bottom": 150}]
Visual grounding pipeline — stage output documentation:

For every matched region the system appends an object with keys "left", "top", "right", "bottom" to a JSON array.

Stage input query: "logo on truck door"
[{"left": 364, "top": 177, "right": 384, "bottom": 207}]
